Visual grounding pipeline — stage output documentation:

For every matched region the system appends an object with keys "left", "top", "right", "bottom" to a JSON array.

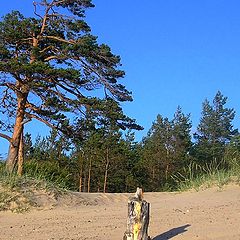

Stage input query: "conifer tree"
[
  {"left": 172, "top": 106, "right": 192, "bottom": 168},
  {"left": 71, "top": 99, "right": 141, "bottom": 192},
  {"left": 141, "top": 115, "right": 173, "bottom": 190},
  {"left": 193, "top": 91, "right": 236, "bottom": 164},
  {"left": 141, "top": 107, "right": 192, "bottom": 190},
  {"left": 0, "top": 1, "right": 137, "bottom": 172}
]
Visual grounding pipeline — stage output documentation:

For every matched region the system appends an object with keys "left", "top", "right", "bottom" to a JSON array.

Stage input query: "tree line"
[{"left": 19, "top": 91, "right": 240, "bottom": 192}]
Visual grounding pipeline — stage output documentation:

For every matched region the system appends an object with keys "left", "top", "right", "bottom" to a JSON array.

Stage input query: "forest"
[
  {"left": 2, "top": 90, "right": 240, "bottom": 193},
  {"left": 0, "top": 1, "right": 240, "bottom": 193}
]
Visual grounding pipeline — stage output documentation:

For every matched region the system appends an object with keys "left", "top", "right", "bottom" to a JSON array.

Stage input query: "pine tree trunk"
[
  {"left": 83, "top": 175, "right": 87, "bottom": 192},
  {"left": 165, "top": 164, "right": 169, "bottom": 181},
  {"left": 79, "top": 172, "right": 83, "bottom": 192},
  {"left": 6, "top": 94, "right": 27, "bottom": 173},
  {"left": 87, "top": 157, "right": 92, "bottom": 193},
  {"left": 17, "top": 129, "right": 24, "bottom": 176},
  {"left": 79, "top": 154, "right": 84, "bottom": 192},
  {"left": 103, "top": 147, "right": 110, "bottom": 193},
  {"left": 123, "top": 188, "right": 151, "bottom": 240},
  {"left": 165, "top": 148, "right": 169, "bottom": 180}
]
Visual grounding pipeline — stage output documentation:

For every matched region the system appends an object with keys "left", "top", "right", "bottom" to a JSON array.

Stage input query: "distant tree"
[
  {"left": 141, "top": 107, "right": 192, "bottom": 191},
  {"left": 172, "top": 106, "right": 192, "bottom": 170},
  {"left": 193, "top": 91, "right": 237, "bottom": 164},
  {"left": 15, "top": 132, "right": 33, "bottom": 175},
  {"left": 29, "top": 130, "right": 70, "bottom": 163},
  {"left": 0, "top": 1, "right": 137, "bottom": 172},
  {"left": 141, "top": 114, "right": 173, "bottom": 190},
  {"left": 120, "top": 131, "right": 141, "bottom": 192},
  {"left": 23, "top": 133, "right": 33, "bottom": 160}
]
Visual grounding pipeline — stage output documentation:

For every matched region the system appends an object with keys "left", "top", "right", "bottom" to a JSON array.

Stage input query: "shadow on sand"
[{"left": 152, "top": 224, "right": 191, "bottom": 240}]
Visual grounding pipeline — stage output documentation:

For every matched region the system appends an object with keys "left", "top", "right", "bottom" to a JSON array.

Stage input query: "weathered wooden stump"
[{"left": 123, "top": 188, "right": 151, "bottom": 240}]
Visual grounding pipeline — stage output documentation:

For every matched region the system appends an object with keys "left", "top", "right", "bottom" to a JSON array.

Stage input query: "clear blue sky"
[{"left": 1, "top": 0, "right": 240, "bottom": 158}]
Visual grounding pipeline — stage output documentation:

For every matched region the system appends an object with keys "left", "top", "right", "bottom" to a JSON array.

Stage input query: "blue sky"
[{"left": 1, "top": 0, "right": 240, "bottom": 157}]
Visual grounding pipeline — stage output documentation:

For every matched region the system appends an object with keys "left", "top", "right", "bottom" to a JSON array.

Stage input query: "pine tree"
[
  {"left": 193, "top": 91, "right": 236, "bottom": 165},
  {"left": 172, "top": 106, "right": 192, "bottom": 169},
  {"left": 141, "top": 115, "right": 173, "bottom": 190},
  {"left": 141, "top": 107, "right": 192, "bottom": 191},
  {"left": 71, "top": 101, "right": 140, "bottom": 193},
  {"left": 0, "top": 1, "right": 137, "bottom": 172}
]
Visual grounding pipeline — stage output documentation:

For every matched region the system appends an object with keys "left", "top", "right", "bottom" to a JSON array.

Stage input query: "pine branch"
[
  {"left": 0, "top": 132, "right": 11, "bottom": 142},
  {"left": 42, "top": 35, "right": 75, "bottom": 44},
  {"left": 26, "top": 102, "right": 58, "bottom": 115},
  {"left": 25, "top": 112, "right": 57, "bottom": 130},
  {"left": 44, "top": 55, "right": 66, "bottom": 61}
]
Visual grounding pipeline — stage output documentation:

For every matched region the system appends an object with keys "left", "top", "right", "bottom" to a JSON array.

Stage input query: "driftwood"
[{"left": 123, "top": 188, "right": 151, "bottom": 240}]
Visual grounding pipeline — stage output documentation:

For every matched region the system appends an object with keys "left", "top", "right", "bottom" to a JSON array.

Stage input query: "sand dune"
[{"left": 0, "top": 185, "right": 239, "bottom": 240}]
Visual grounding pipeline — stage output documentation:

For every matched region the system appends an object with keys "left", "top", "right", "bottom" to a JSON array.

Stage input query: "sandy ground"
[{"left": 0, "top": 185, "right": 240, "bottom": 240}]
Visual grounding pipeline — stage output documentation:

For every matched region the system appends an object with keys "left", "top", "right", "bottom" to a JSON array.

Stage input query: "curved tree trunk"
[{"left": 6, "top": 34, "right": 37, "bottom": 173}]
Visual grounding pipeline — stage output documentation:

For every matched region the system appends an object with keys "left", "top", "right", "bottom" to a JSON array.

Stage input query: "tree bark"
[
  {"left": 17, "top": 129, "right": 24, "bottom": 176},
  {"left": 165, "top": 164, "right": 169, "bottom": 181},
  {"left": 123, "top": 188, "right": 151, "bottom": 240},
  {"left": 83, "top": 174, "right": 87, "bottom": 192},
  {"left": 79, "top": 174, "right": 82, "bottom": 192},
  {"left": 6, "top": 93, "right": 28, "bottom": 173}
]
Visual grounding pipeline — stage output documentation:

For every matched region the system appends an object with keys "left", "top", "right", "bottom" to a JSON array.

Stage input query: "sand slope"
[{"left": 0, "top": 185, "right": 239, "bottom": 240}]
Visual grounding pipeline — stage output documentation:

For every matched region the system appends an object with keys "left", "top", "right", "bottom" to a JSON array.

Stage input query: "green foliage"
[
  {"left": 2, "top": 86, "right": 240, "bottom": 193},
  {"left": 140, "top": 107, "right": 192, "bottom": 191},
  {"left": 0, "top": 1, "right": 135, "bottom": 135},
  {"left": 23, "top": 160, "right": 73, "bottom": 190},
  {"left": 224, "top": 135, "right": 240, "bottom": 172},
  {"left": 193, "top": 91, "right": 237, "bottom": 165}
]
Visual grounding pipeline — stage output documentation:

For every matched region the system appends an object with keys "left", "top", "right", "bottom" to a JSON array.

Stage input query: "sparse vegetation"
[
  {"left": 0, "top": 162, "right": 66, "bottom": 212},
  {"left": 171, "top": 160, "right": 240, "bottom": 192}
]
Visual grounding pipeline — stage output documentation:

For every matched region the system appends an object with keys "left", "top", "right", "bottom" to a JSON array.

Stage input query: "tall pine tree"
[
  {"left": 193, "top": 91, "right": 236, "bottom": 165},
  {"left": 0, "top": 1, "right": 138, "bottom": 172}
]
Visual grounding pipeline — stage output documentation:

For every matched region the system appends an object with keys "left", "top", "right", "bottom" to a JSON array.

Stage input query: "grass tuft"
[{"left": 171, "top": 160, "right": 240, "bottom": 192}]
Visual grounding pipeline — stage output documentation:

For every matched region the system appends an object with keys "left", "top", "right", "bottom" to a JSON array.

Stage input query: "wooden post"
[{"left": 123, "top": 188, "right": 151, "bottom": 240}]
